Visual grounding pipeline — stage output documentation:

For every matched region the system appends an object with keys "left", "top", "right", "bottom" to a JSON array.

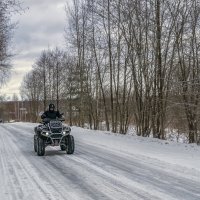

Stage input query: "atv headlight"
[
  {"left": 43, "top": 131, "right": 49, "bottom": 136},
  {"left": 45, "top": 132, "right": 49, "bottom": 136},
  {"left": 63, "top": 131, "right": 68, "bottom": 135}
]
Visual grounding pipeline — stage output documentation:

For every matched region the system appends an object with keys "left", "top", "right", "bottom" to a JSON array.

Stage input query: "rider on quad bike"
[
  {"left": 41, "top": 103, "right": 62, "bottom": 121},
  {"left": 34, "top": 103, "right": 75, "bottom": 156}
]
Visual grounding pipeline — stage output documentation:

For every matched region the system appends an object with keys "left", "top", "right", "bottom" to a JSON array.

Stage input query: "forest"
[{"left": 1, "top": 0, "right": 200, "bottom": 143}]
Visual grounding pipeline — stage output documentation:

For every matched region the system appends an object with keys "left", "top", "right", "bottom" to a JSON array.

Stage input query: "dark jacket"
[{"left": 41, "top": 110, "right": 62, "bottom": 120}]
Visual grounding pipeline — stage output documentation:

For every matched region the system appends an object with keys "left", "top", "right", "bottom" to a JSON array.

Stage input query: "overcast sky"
[{"left": 0, "top": 0, "right": 68, "bottom": 99}]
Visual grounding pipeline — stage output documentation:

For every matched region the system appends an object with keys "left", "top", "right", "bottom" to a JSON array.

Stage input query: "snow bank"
[{"left": 71, "top": 126, "right": 200, "bottom": 172}]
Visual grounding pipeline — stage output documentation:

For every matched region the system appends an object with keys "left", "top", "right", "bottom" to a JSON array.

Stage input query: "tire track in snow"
[
  {"left": 0, "top": 125, "right": 60, "bottom": 200},
  {"left": 3, "top": 124, "right": 149, "bottom": 200},
  {"left": 75, "top": 142, "right": 200, "bottom": 200},
  {"left": 2, "top": 124, "right": 129, "bottom": 200},
  {"left": 1, "top": 123, "right": 200, "bottom": 200}
]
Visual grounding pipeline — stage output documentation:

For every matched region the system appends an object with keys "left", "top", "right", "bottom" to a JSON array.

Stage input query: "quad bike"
[{"left": 34, "top": 118, "right": 75, "bottom": 156}]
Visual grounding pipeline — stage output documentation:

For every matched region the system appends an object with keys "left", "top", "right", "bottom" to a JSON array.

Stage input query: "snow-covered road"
[{"left": 0, "top": 123, "right": 200, "bottom": 200}]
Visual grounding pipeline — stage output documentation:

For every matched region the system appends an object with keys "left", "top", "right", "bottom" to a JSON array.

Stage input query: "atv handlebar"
[{"left": 41, "top": 118, "right": 65, "bottom": 124}]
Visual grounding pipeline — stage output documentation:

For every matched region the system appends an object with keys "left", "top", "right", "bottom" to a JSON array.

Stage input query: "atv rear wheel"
[
  {"left": 66, "top": 135, "right": 75, "bottom": 154},
  {"left": 37, "top": 138, "right": 45, "bottom": 156},
  {"left": 34, "top": 135, "right": 37, "bottom": 152}
]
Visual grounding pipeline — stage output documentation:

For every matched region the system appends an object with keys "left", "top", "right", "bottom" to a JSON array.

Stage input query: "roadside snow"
[{"left": 71, "top": 126, "right": 200, "bottom": 172}]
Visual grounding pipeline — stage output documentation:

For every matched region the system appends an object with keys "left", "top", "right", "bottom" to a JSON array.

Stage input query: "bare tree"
[
  {"left": 0, "top": 0, "right": 21, "bottom": 87},
  {"left": 21, "top": 0, "right": 200, "bottom": 144}
]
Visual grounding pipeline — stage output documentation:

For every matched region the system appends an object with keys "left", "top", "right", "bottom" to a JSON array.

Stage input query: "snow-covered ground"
[{"left": 0, "top": 122, "right": 200, "bottom": 200}]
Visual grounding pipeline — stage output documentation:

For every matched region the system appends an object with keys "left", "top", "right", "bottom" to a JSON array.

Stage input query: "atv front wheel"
[
  {"left": 66, "top": 135, "right": 75, "bottom": 154},
  {"left": 37, "top": 138, "right": 45, "bottom": 156},
  {"left": 34, "top": 135, "right": 37, "bottom": 152}
]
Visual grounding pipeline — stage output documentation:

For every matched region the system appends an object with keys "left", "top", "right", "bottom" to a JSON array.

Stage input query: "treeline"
[{"left": 21, "top": 0, "right": 200, "bottom": 143}]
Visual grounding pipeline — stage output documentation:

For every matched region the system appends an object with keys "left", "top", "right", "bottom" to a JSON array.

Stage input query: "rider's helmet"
[{"left": 49, "top": 103, "right": 55, "bottom": 112}]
